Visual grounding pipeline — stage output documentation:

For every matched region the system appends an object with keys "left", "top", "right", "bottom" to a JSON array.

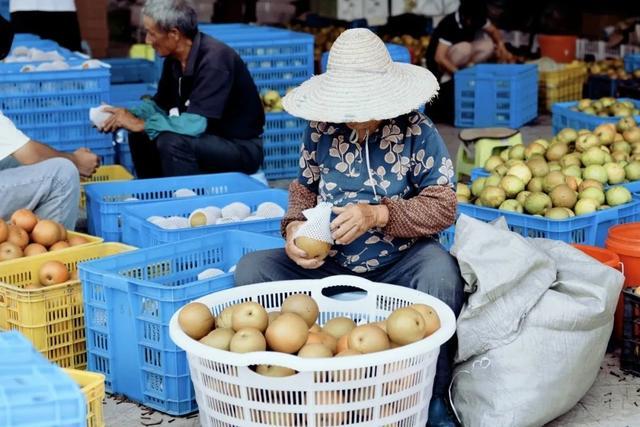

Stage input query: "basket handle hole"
[{"left": 321, "top": 285, "right": 368, "bottom": 301}]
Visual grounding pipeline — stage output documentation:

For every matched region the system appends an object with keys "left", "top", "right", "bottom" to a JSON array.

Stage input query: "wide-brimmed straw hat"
[{"left": 282, "top": 28, "right": 439, "bottom": 123}]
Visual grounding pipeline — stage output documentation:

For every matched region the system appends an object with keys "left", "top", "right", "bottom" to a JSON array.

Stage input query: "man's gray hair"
[{"left": 143, "top": 0, "right": 198, "bottom": 39}]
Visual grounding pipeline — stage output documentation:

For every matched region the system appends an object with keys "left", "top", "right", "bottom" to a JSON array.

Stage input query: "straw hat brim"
[{"left": 282, "top": 62, "right": 439, "bottom": 123}]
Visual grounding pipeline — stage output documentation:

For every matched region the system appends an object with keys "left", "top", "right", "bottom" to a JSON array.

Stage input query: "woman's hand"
[
  {"left": 331, "top": 204, "right": 389, "bottom": 245},
  {"left": 100, "top": 107, "right": 145, "bottom": 133},
  {"left": 285, "top": 221, "right": 325, "bottom": 269}
]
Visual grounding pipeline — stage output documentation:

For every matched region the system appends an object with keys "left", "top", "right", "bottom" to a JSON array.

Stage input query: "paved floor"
[{"left": 102, "top": 351, "right": 640, "bottom": 427}]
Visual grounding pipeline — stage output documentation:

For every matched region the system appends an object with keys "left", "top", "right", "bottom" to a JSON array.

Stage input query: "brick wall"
[{"left": 76, "top": 0, "right": 109, "bottom": 57}]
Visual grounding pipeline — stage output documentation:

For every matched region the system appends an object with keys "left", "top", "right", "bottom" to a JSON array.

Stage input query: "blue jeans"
[
  {"left": 0, "top": 157, "right": 80, "bottom": 229},
  {"left": 235, "top": 237, "right": 465, "bottom": 398}
]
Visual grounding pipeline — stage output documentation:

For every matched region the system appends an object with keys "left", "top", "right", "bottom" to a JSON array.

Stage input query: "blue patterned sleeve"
[
  {"left": 409, "top": 117, "right": 456, "bottom": 191},
  {"left": 297, "top": 123, "right": 321, "bottom": 193}
]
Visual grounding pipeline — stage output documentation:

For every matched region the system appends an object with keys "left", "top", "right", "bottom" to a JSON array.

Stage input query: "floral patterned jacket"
[{"left": 282, "top": 111, "right": 457, "bottom": 272}]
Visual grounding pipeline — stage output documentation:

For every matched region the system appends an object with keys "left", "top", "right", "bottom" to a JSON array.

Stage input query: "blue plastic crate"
[
  {"left": 79, "top": 230, "right": 284, "bottom": 415},
  {"left": 199, "top": 25, "right": 314, "bottom": 95},
  {"left": 121, "top": 189, "right": 288, "bottom": 247},
  {"left": 470, "top": 167, "right": 490, "bottom": 181},
  {"left": 440, "top": 197, "right": 640, "bottom": 250},
  {"left": 0, "top": 332, "right": 86, "bottom": 427},
  {"left": 0, "top": 62, "right": 111, "bottom": 151},
  {"left": 12, "top": 34, "right": 41, "bottom": 43},
  {"left": 552, "top": 99, "right": 640, "bottom": 134},
  {"left": 0, "top": 0, "right": 8, "bottom": 20},
  {"left": 84, "top": 172, "right": 268, "bottom": 242},
  {"left": 263, "top": 111, "right": 306, "bottom": 180},
  {"left": 103, "top": 58, "right": 157, "bottom": 84},
  {"left": 455, "top": 64, "right": 538, "bottom": 128},
  {"left": 0, "top": 332, "right": 43, "bottom": 365},
  {"left": 439, "top": 225, "right": 456, "bottom": 251},
  {"left": 110, "top": 82, "right": 155, "bottom": 105},
  {"left": 624, "top": 54, "right": 640, "bottom": 73},
  {"left": 114, "top": 137, "right": 135, "bottom": 176},
  {"left": 320, "top": 42, "right": 410, "bottom": 72}
]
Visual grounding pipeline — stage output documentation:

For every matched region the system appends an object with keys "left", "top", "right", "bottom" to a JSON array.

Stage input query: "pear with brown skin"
[
  {"left": 232, "top": 302, "right": 269, "bottom": 333},
  {"left": 348, "top": 324, "right": 390, "bottom": 354}
]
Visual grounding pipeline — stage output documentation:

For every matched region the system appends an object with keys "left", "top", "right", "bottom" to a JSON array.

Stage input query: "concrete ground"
[{"left": 101, "top": 115, "right": 640, "bottom": 426}]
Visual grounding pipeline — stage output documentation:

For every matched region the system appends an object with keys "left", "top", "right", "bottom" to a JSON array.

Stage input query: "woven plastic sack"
[
  {"left": 450, "top": 214, "right": 624, "bottom": 427},
  {"left": 293, "top": 202, "right": 334, "bottom": 244}
]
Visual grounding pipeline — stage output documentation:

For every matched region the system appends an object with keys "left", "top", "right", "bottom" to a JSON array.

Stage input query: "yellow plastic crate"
[
  {"left": 0, "top": 230, "right": 103, "bottom": 325},
  {"left": 80, "top": 165, "right": 134, "bottom": 209},
  {"left": 539, "top": 62, "right": 588, "bottom": 112},
  {"left": 63, "top": 369, "right": 106, "bottom": 427},
  {"left": 0, "top": 243, "right": 135, "bottom": 368}
]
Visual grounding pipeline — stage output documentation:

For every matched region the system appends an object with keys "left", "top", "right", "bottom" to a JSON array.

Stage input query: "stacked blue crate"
[
  {"left": 320, "top": 42, "right": 411, "bottom": 72},
  {"left": 0, "top": 56, "right": 114, "bottom": 163},
  {"left": 455, "top": 64, "right": 538, "bottom": 128}
]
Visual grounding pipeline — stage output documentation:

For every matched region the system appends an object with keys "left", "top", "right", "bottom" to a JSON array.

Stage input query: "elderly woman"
[
  {"left": 101, "top": 0, "right": 265, "bottom": 178},
  {"left": 235, "top": 29, "right": 463, "bottom": 427}
]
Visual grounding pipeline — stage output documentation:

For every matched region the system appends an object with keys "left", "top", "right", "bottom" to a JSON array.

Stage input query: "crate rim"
[
  {"left": 120, "top": 188, "right": 287, "bottom": 232},
  {"left": 0, "top": 242, "right": 135, "bottom": 292},
  {"left": 79, "top": 230, "right": 282, "bottom": 292}
]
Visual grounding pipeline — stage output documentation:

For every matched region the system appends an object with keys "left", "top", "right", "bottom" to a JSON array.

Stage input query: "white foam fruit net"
[{"left": 293, "top": 202, "right": 334, "bottom": 244}]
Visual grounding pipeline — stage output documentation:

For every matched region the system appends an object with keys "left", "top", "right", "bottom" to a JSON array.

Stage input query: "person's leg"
[
  {"left": 235, "top": 249, "right": 353, "bottom": 285},
  {"left": 193, "top": 134, "right": 264, "bottom": 175},
  {"left": 127, "top": 131, "right": 164, "bottom": 178},
  {"left": 156, "top": 132, "right": 264, "bottom": 176},
  {"left": 471, "top": 37, "right": 495, "bottom": 63},
  {"left": 0, "top": 158, "right": 80, "bottom": 229},
  {"left": 155, "top": 132, "right": 200, "bottom": 176},
  {"left": 373, "top": 238, "right": 464, "bottom": 426},
  {"left": 446, "top": 42, "right": 473, "bottom": 68}
]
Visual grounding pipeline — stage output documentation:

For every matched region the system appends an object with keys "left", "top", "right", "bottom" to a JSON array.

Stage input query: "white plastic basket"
[{"left": 169, "top": 276, "right": 456, "bottom": 427}]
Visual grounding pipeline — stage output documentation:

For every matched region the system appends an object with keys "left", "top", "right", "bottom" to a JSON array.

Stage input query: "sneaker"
[{"left": 426, "top": 397, "right": 459, "bottom": 427}]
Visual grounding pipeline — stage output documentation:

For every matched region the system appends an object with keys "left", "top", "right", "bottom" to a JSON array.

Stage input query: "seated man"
[
  {"left": 425, "top": 0, "right": 513, "bottom": 83},
  {"left": 102, "top": 0, "right": 265, "bottom": 178},
  {"left": 0, "top": 16, "right": 99, "bottom": 229}
]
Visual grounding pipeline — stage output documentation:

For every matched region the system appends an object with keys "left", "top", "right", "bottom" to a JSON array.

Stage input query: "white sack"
[{"left": 450, "top": 214, "right": 624, "bottom": 427}]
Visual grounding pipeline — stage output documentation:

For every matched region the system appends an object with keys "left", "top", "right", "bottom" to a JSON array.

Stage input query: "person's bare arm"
[
  {"left": 484, "top": 23, "right": 513, "bottom": 61},
  {"left": 434, "top": 41, "right": 459, "bottom": 74},
  {"left": 11, "top": 140, "right": 100, "bottom": 177}
]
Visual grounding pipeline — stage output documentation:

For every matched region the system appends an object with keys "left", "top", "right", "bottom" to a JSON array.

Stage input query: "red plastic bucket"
[{"left": 539, "top": 35, "right": 577, "bottom": 63}]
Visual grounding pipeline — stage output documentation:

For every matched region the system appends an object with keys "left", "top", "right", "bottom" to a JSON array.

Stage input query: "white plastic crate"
[
  {"left": 170, "top": 276, "right": 456, "bottom": 426},
  {"left": 576, "top": 39, "right": 640, "bottom": 61}
]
